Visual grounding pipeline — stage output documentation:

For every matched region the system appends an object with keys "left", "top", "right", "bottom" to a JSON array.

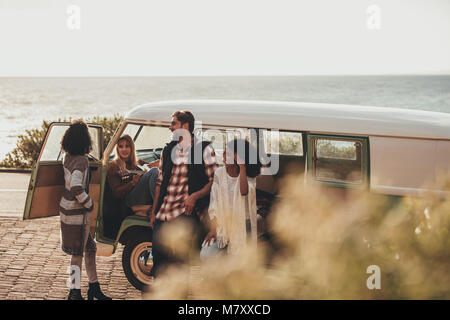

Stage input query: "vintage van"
[{"left": 23, "top": 100, "right": 450, "bottom": 290}]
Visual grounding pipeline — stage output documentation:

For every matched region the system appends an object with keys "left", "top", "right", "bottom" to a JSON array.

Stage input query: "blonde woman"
[{"left": 107, "top": 134, "right": 159, "bottom": 215}]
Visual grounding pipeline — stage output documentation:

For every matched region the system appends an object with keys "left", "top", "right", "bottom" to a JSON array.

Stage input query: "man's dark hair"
[
  {"left": 61, "top": 120, "right": 92, "bottom": 156},
  {"left": 172, "top": 110, "right": 195, "bottom": 134},
  {"left": 226, "top": 138, "right": 262, "bottom": 178}
]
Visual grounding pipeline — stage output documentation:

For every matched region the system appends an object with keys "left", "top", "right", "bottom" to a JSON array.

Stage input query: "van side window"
[
  {"left": 314, "top": 138, "right": 362, "bottom": 184},
  {"left": 40, "top": 124, "right": 101, "bottom": 162},
  {"left": 263, "top": 130, "right": 303, "bottom": 156},
  {"left": 196, "top": 127, "right": 257, "bottom": 165}
]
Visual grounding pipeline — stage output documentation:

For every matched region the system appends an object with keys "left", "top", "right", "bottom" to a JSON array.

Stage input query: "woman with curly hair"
[
  {"left": 201, "top": 138, "right": 262, "bottom": 257},
  {"left": 60, "top": 120, "right": 111, "bottom": 300}
]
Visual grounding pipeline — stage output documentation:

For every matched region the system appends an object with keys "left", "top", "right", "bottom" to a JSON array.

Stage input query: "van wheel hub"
[{"left": 130, "top": 242, "right": 153, "bottom": 283}]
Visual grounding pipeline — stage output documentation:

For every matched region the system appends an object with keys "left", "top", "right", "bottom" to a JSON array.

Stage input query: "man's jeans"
[
  {"left": 125, "top": 167, "right": 158, "bottom": 207},
  {"left": 152, "top": 214, "right": 201, "bottom": 278}
]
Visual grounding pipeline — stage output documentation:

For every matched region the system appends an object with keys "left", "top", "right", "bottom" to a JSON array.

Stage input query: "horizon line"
[{"left": 1, "top": 73, "right": 450, "bottom": 78}]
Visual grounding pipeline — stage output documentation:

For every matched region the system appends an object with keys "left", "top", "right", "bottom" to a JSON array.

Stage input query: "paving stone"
[
  {"left": 0, "top": 216, "right": 143, "bottom": 300},
  {"left": 0, "top": 216, "right": 209, "bottom": 300}
]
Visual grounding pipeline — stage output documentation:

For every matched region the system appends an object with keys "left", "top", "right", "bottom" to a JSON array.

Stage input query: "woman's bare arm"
[{"left": 238, "top": 164, "right": 248, "bottom": 196}]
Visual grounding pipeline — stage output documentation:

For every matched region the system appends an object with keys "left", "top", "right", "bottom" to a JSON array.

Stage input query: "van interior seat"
[
  {"left": 256, "top": 173, "right": 277, "bottom": 195},
  {"left": 102, "top": 177, "right": 133, "bottom": 239}
]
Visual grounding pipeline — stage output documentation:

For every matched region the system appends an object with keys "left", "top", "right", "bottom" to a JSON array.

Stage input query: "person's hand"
[
  {"left": 202, "top": 230, "right": 217, "bottom": 247},
  {"left": 149, "top": 212, "right": 156, "bottom": 228},
  {"left": 131, "top": 173, "right": 141, "bottom": 186},
  {"left": 137, "top": 159, "right": 147, "bottom": 166},
  {"left": 236, "top": 153, "right": 246, "bottom": 167},
  {"left": 86, "top": 202, "right": 94, "bottom": 212},
  {"left": 184, "top": 193, "right": 198, "bottom": 216}
]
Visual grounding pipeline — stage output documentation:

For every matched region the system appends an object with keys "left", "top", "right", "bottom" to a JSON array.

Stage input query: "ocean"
[{"left": 0, "top": 75, "right": 449, "bottom": 160}]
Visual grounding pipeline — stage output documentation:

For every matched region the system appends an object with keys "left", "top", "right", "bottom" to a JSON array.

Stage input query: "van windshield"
[{"left": 120, "top": 124, "right": 171, "bottom": 163}]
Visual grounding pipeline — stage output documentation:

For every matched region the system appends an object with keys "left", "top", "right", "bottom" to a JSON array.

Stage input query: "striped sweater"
[{"left": 59, "top": 154, "right": 94, "bottom": 256}]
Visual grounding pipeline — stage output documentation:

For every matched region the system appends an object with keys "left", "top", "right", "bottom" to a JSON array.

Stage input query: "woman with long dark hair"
[
  {"left": 60, "top": 120, "right": 111, "bottom": 300},
  {"left": 201, "top": 138, "right": 262, "bottom": 257}
]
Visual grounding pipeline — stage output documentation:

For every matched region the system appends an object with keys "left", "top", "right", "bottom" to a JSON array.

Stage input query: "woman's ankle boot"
[
  {"left": 87, "top": 282, "right": 112, "bottom": 300},
  {"left": 67, "top": 289, "right": 84, "bottom": 300}
]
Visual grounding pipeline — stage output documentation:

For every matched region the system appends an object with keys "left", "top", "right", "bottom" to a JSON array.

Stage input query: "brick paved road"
[
  {"left": 0, "top": 216, "right": 142, "bottom": 300},
  {"left": 0, "top": 173, "right": 204, "bottom": 300}
]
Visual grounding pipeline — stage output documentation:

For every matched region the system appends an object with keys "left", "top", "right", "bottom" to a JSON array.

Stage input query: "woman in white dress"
[{"left": 201, "top": 138, "right": 262, "bottom": 258}]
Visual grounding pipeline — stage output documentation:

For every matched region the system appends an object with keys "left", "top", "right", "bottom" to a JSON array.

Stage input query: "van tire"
[{"left": 122, "top": 231, "right": 154, "bottom": 291}]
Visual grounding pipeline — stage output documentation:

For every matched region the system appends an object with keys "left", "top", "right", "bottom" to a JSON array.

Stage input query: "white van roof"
[{"left": 125, "top": 100, "right": 450, "bottom": 140}]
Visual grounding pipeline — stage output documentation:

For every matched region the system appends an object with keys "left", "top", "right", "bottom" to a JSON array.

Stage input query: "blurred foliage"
[
  {"left": 144, "top": 174, "right": 450, "bottom": 300},
  {"left": 0, "top": 114, "right": 123, "bottom": 168}
]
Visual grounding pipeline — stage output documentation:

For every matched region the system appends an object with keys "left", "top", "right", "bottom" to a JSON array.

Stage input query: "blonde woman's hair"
[{"left": 113, "top": 134, "right": 138, "bottom": 170}]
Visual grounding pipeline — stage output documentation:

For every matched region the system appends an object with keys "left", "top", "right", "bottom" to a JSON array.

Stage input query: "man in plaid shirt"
[{"left": 150, "top": 110, "right": 218, "bottom": 278}]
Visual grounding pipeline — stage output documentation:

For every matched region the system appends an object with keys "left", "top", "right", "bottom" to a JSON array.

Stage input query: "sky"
[{"left": 0, "top": 0, "right": 449, "bottom": 76}]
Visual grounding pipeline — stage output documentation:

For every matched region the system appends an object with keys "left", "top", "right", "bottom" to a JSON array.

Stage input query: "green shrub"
[{"left": 0, "top": 115, "right": 123, "bottom": 169}]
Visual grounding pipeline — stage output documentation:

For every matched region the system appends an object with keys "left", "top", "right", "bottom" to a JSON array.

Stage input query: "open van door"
[{"left": 23, "top": 122, "right": 103, "bottom": 223}]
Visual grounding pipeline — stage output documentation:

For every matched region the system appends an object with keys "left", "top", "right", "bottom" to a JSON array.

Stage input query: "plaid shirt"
[{"left": 155, "top": 142, "right": 217, "bottom": 221}]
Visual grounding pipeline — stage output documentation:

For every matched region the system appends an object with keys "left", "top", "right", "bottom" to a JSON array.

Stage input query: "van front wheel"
[{"left": 122, "top": 232, "right": 154, "bottom": 291}]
